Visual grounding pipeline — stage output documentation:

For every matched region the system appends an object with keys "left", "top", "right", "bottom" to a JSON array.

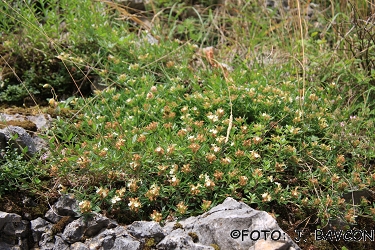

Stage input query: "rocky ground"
[{"left": 0, "top": 195, "right": 301, "bottom": 250}]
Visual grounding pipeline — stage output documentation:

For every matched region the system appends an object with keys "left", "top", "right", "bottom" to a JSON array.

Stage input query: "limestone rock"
[
  {"left": 1, "top": 196, "right": 301, "bottom": 250},
  {"left": 250, "top": 239, "right": 298, "bottom": 250},
  {"left": 38, "top": 230, "right": 55, "bottom": 250},
  {"left": 70, "top": 242, "right": 89, "bottom": 250},
  {"left": 0, "top": 112, "right": 51, "bottom": 131},
  {"left": 26, "top": 114, "right": 51, "bottom": 131},
  {"left": 156, "top": 229, "right": 214, "bottom": 250},
  {"left": 85, "top": 226, "right": 139, "bottom": 250},
  {"left": 0, "top": 113, "right": 51, "bottom": 159},
  {"left": 30, "top": 217, "right": 53, "bottom": 243},
  {"left": 61, "top": 218, "right": 86, "bottom": 244},
  {"left": 0, "top": 125, "right": 37, "bottom": 156},
  {"left": 54, "top": 235, "right": 69, "bottom": 250},
  {"left": 45, "top": 194, "right": 79, "bottom": 223},
  {"left": 85, "top": 213, "right": 117, "bottom": 236},
  {"left": 163, "top": 197, "right": 301, "bottom": 250},
  {"left": 127, "top": 220, "right": 165, "bottom": 241},
  {"left": 0, "top": 211, "right": 29, "bottom": 250},
  {"left": 111, "top": 236, "right": 141, "bottom": 250},
  {"left": 61, "top": 213, "right": 116, "bottom": 243}
]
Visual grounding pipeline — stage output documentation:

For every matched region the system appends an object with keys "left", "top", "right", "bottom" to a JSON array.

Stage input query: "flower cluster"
[{"left": 48, "top": 31, "right": 372, "bottom": 232}]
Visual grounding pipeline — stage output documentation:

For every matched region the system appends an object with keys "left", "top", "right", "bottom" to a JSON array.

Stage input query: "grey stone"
[
  {"left": 0, "top": 114, "right": 51, "bottom": 159},
  {"left": 85, "top": 227, "right": 135, "bottom": 249},
  {"left": 101, "top": 235, "right": 116, "bottom": 249},
  {"left": 32, "top": 135, "right": 49, "bottom": 153},
  {"left": 70, "top": 242, "right": 89, "bottom": 250},
  {"left": 127, "top": 221, "right": 165, "bottom": 242},
  {"left": 0, "top": 212, "right": 28, "bottom": 238},
  {"left": 26, "top": 114, "right": 51, "bottom": 131},
  {"left": 109, "top": 225, "right": 129, "bottom": 237},
  {"left": 52, "top": 194, "right": 80, "bottom": 217},
  {"left": 161, "top": 221, "right": 176, "bottom": 236},
  {"left": 44, "top": 209, "right": 64, "bottom": 225},
  {"left": 249, "top": 239, "right": 295, "bottom": 250},
  {"left": 31, "top": 217, "right": 53, "bottom": 243},
  {"left": 41, "top": 243, "right": 55, "bottom": 250},
  {"left": 0, "top": 241, "right": 18, "bottom": 250},
  {"left": 1, "top": 196, "right": 301, "bottom": 250},
  {"left": 39, "top": 231, "right": 55, "bottom": 250},
  {"left": 0, "top": 125, "right": 37, "bottom": 155},
  {"left": 0, "top": 212, "right": 29, "bottom": 249},
  {"left": 111, "top": 236, "right": 141, "bottom": 250},
  {"left": 61, "top": 219, "right": 86, "bottom": 244},
  {"left": 0, "top": 211, "right": 22, "bottom": 231},
  {"left": 156, "top": 229, "right": 214, "bottom": 250},
  {"left": 45, "top": 194, "right": 79, "bottom": 223},
  {"left": 165, "top": 197, "right": 301, "bottom": 250},
  {"left": 54, "top": 235, "right": 69, "bottom": 250},
  {"left": 11, "top": 220, "right": 29, "bottom": 238},
  {"left": 0, "top": 113, "right": 51, "bottom": 131},
  {"left": 84, "top": 213, "right": 115, "bottom": 237},
  {"left": 86, "top": 229, "right": 116, "bottom": 249},
  {"left": 61, "top": 213, "right": 115, "bottom": 244}
]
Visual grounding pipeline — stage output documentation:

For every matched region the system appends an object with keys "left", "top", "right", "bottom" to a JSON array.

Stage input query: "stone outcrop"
[
  {"left": 160, "top": 197, "right": 300, "bottom": 250},
  {"left": 0, "top": 112, "right": 51, "bottom": 131},
  {"left": 0, "top": 211, "right": 29, "bottom": 250},
  {"left": 0, "top": 112, "right": 51, "bottom": 159},
  {"left": 0, "top": 195, "right": 301, "bottom": 250},
  {"left": 0, "top": 125, "right": 37, "bottom": 157}
]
